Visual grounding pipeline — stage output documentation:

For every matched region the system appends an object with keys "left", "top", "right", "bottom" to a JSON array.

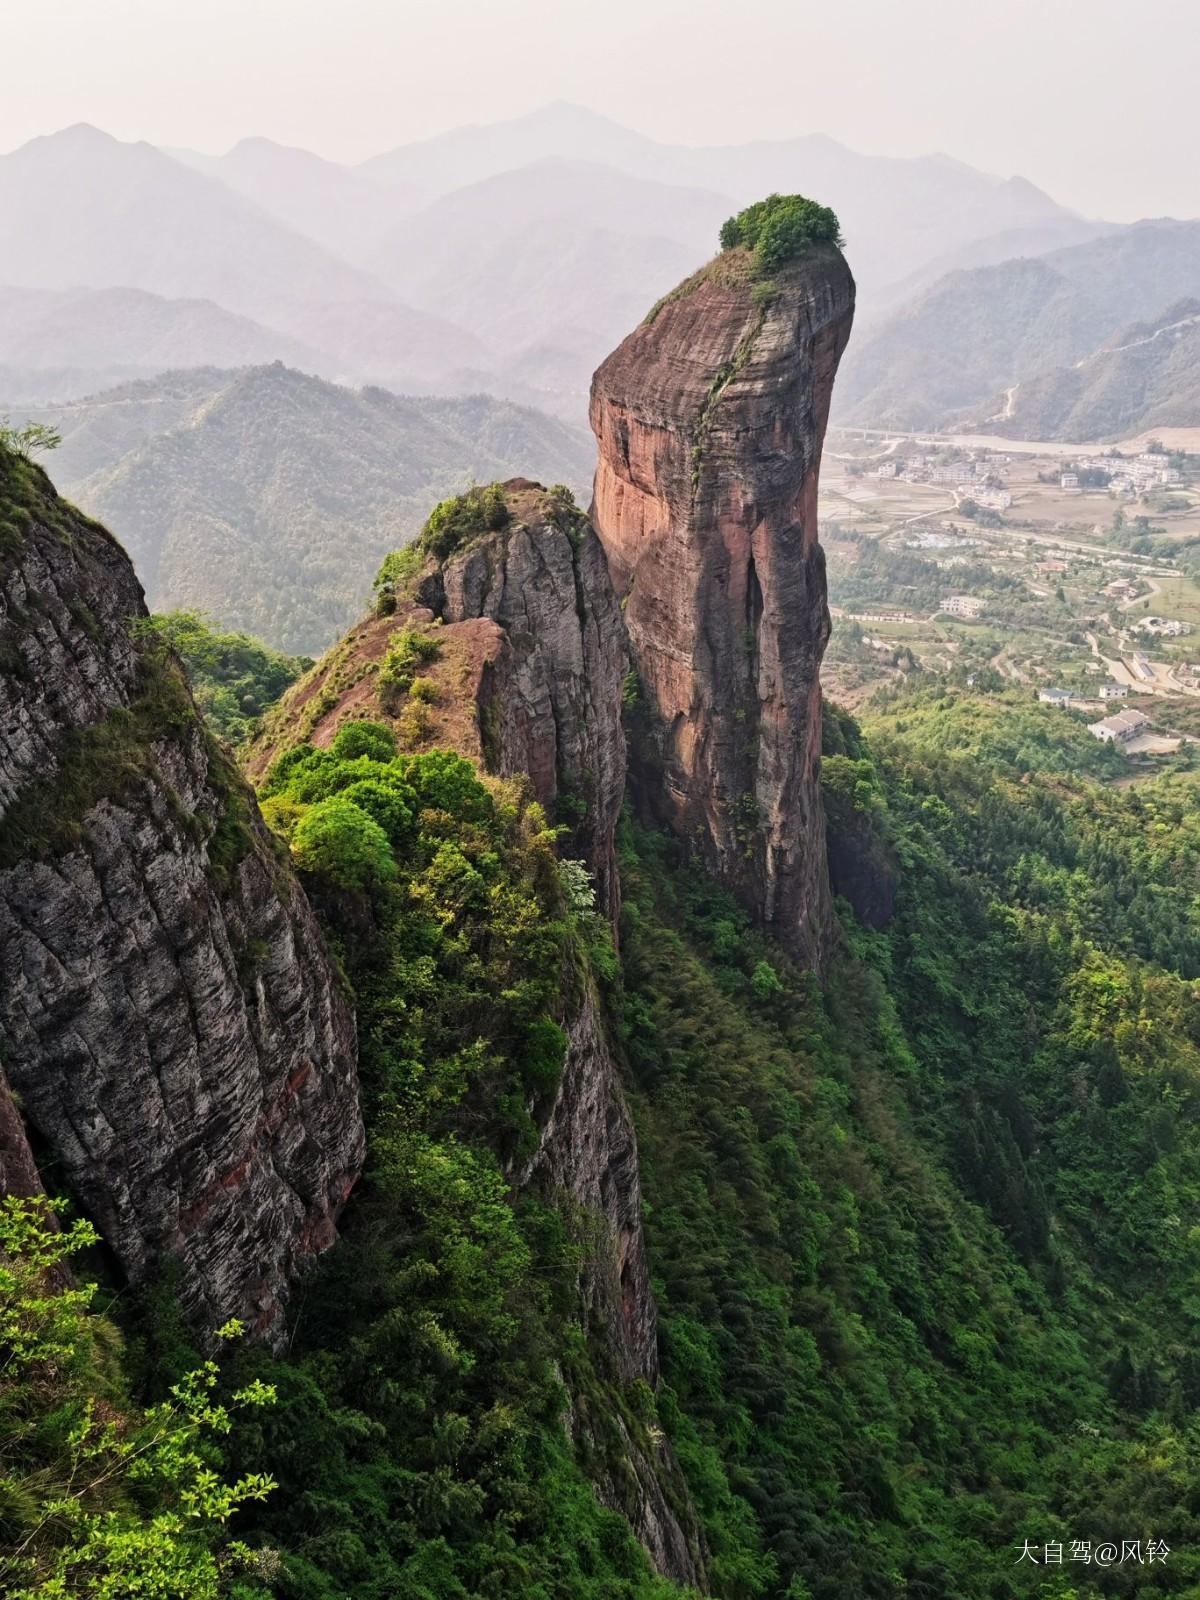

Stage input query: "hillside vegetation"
[
  {"left": 30, "top": 365, "right": 593, "bottom": 653},
  {"left": 1001, "top": 302, "right": 1200, "bottom": 441},
  {"left": 15, "top": 648, "right": 1200, "bottom": 1595},
  {"left": 137, "top": 610, "right": 311, "bottom": 742}
]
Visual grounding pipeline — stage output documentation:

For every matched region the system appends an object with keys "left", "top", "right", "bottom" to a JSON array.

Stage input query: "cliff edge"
[
  {"left": 0, "top": 444, "right": 363, "bottom": 1343},
  {"left": 590, "top": 223, "right": 855, "bottom": 967}
]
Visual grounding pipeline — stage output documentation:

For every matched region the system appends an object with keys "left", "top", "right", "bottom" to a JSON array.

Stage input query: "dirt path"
[
  {"left": 990, "top": 646, "right": 1027, "bottom": 683},
  {"left": 1120, "top": 575, "right": 1160, "bottom": 612}
]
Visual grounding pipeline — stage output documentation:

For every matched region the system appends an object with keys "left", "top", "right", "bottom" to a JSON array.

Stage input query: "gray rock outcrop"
[{"left": 0, "top": 449, "right": 364, "bottom": 1343}]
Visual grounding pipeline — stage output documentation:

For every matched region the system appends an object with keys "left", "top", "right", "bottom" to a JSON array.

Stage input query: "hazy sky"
[{"left": 3, "top": 0, "right": 1196, "bottom": 221}]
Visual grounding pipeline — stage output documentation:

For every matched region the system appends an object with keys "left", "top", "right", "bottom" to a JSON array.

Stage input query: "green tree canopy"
[{"left": 719, "top": 193, "right": 843, "bottom": 269}]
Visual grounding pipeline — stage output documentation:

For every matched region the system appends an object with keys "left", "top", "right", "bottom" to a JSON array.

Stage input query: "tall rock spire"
[{"left": 589, "top": 220, "right": 854, "bottom": 967}]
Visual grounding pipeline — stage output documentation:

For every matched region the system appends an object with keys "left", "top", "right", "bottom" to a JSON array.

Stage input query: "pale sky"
[{"left": 3, "top": 0, "right": 1196, "bottom": 222}]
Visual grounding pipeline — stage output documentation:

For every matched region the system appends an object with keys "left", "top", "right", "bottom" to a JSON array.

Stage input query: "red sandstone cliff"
[{"left": 590, "top": 245, "right": 855, "bottom": 967}]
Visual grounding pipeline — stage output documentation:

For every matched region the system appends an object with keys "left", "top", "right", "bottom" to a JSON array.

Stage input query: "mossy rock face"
[
  {"left": 0, "top": 653, "right": 193, "bottom": 870},
  {"left": 0, "top": 444, "right": 123, "bottom": 570},
  {"left": 644, "top": 247, "right": 756, "bottom": 325}
]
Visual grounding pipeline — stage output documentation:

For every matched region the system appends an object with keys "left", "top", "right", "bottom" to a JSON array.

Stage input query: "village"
[{"left": 818, "top": 429, "right": 1200, "bottom": 768}]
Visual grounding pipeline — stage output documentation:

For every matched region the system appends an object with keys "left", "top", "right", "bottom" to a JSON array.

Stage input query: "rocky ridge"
[
  {"left": 0, "top": 448, "right": 363, "bottom": 1343},
  {"left": 247, "top": 479, "right": 704, "bottom": 1583}
]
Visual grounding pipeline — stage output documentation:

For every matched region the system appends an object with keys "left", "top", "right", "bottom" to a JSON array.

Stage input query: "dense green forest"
[
  {"left": 137, "top": 610, "right": 311, "bottom": 741},
  {"left": 10, "top": 669, "right": 1200, "bottom": 1597}
]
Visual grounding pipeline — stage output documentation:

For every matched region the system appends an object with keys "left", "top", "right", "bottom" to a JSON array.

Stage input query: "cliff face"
[
  {"left": 247, "top": 481, "right": 703, "bottom": 1584},
  {"left": 417, "top": 481, "right": 629, "bottom": 921},
  {"left": 0, "top": 1065, "right": 45, "bottom": 1203},
  {"left": 0, "top": 450, "right": 363, "bottom": 1343},
  {"left": 590, "top": 246, "right": 855, "bottom": 966}
]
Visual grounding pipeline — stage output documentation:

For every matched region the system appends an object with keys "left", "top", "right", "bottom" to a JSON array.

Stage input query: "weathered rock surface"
[
  {"left": 250, "top": 481, "right": 629, "bottom": 921},
  {"left": 417, "top": 480, "right": 629, "bottom": 920},
  {"left": 0, "top": 453, "right": 363, "bottom": 1343},
  {"left": 524, "top": 984, "right": 654, "bottom": 1377},
  {"left": 0, "top": 1065, "right": 45, "bottom": 1202},
  {"left": 525, "top": 978, "right": 706, "bottom": 1586},
  {"left": 244, "top": 480, "right": 703, "bottom": 1583},
  {"left": 590, "top": 246, "right": 855, "bottom": 967}
]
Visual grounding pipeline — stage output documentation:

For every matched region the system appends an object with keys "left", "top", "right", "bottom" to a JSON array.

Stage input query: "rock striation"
[
  {"left": 415, "top": 480, "right": 629, "bottom": 921},
  {"left": 0, "top": 449, "right": 363, "bottom": 1343},
  {"left": 590, "top": 245, "right": 855, "bottom": 967}
]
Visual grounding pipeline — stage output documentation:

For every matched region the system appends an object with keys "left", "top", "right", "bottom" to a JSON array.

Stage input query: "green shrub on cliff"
[
  {"left": 719, "top": 193, "right": 843, "bottom": 269},
  {"left": 291, "top": 795, "right": 397, "bottom": 891},
  {"left": 376, "top": 624, "right": 442, "bottom": 711},
  {"left": 0, "top": 1196, "right": 276, "bottom": 1599},
  {"left": 419, "top": 482, "right": 510, "bottom": 561}
]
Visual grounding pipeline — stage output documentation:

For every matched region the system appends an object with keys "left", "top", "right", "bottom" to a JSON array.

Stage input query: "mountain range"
[
  {"left": 836, "top": 219, "right": 1200, "bottom": 438},
  {"left": 28, "top": 364, "right": 594, "bottom": 652},
  {"left": 8, "top": 102, "right": 1200, "bottom": 448},
  {"left": 355, "top": 101, "right": 1073, "bottom": 299},
  {"left": 0, "top": 104, "right": 1092, "bottom": 417}
]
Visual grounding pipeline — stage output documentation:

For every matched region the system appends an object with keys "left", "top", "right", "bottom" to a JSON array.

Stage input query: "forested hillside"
[
  {"left": 14, "top": 644, "right": 1200, "bottom": 1596},
  {"left": 25, "top": 365, "right": 593, "bottom": 652},
  {"left": 836, "top": 219, "right": 1200, "bottom": 433},
  {"left": 999, "top": 302, "right": 1200, "bottom": 441}
]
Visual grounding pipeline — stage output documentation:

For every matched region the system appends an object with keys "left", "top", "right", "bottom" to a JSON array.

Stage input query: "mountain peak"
[
  {"left": 226, "top": 134, "right": 289, "bottom": 156},
  {"left": 520, "top": 100, "right": 633, "bottom": 130},
  {"left": 22, "top": 122, "right": 122, "bottom": 154},
  {"left": 53, "top": 121, "right": 117, "bottom": 144}
]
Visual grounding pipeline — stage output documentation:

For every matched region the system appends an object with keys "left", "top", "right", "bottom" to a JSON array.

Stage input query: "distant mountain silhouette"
[
  {"left": 357, "top": 101, "right": 1077, "bottom": 297},
  {"left": 837, "top": 220, "right": 1200, "bottom": 434},
  {"left": 2, "top": 105, "right": 1102, "bottom": 423}
]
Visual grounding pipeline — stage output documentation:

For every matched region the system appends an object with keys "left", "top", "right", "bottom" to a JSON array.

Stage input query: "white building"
[
  {"left": 1038, "top": 687, "right": 1075, "bottom": 706},
  {"left": 1136, "top": 616, "right": 1189, "bottom": 638},
  {"left": 975, "top": 487, "right": 1012, "bottom": 511},
  {"left": 930, "top": 462, "right": 975, "bottom": 485},
  {"left": 1099, "top": 682, "right": 1129, "bottom": 700},
  {"left": 1088, "top": 708, "right": 1151, "bottom": 743},
  {"left": 1060, "top": 472, "right": 1081, "bottom": 492},
  {"left": 940, "top": 595, "right": 986, "bottom": 619}
]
